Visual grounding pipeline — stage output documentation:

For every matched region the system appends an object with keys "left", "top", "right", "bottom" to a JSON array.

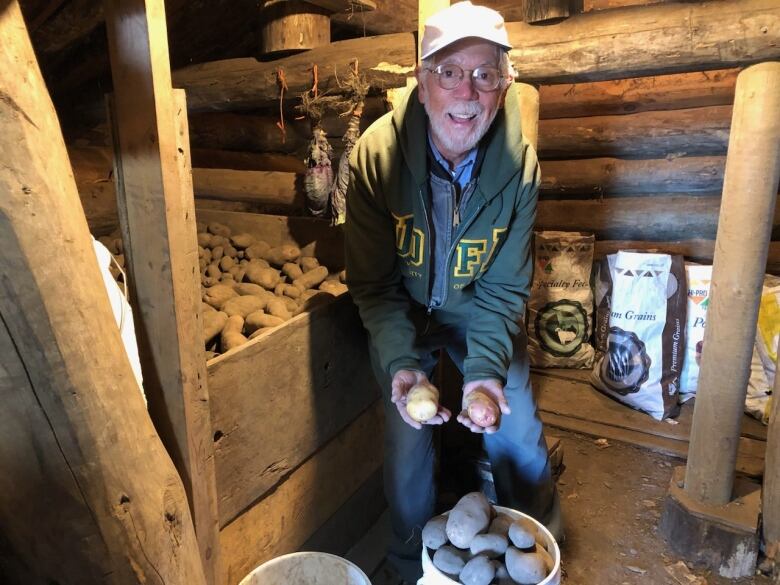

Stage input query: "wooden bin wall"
[{"left": 197, "top": 209, "right": 383, "bottom": 584}]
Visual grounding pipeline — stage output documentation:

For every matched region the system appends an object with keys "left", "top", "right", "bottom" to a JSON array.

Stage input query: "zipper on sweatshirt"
[
  {"left": 417, "top": 186, "right": 435, "bottom": 315},
  {"left": 430, "top": 199, "right": 485, "bottom": 311}
]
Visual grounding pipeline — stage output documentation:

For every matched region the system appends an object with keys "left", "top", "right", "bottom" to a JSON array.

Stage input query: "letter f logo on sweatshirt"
[{"left": 392, "top": 213, "right": 425, "bottom": 266}]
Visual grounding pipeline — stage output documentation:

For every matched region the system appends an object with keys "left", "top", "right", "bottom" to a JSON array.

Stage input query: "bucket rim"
[{"left": 239, "top": 551, "right": 371, "bottom": 585}]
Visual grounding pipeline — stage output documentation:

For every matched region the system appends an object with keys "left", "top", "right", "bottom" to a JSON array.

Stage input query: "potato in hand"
[{"left": 406, "top": 381, "right": 440, "bottom": 423}]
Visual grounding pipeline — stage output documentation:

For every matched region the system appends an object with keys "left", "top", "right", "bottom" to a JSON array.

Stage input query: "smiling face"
[{"left": 416, "top": 37, "right": 508, "bottom": 168}]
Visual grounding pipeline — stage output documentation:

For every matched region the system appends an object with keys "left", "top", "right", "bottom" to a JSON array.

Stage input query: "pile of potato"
[
  {"left": 197, "top": 221, "right": 347, "bottom": 357},
  {"left": 423, "top": 492, "right": 555, "bottom": 585}
]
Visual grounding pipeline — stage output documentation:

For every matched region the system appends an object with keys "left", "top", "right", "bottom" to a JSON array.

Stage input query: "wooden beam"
[
  {"left": 539, "top": 106, "right": 732, "bottom": 160},
  {"left": 539, "top": 69, "right": 738, "bottom": 119},
  {"left": 541, "top": 156, "right": 726, "bottom": 195},
  {"left": 515, "top": 0, "right": 572, "bottom": 23},
  {"left": 103, "top": 1, "right": 220, "bottom": 582},
  {"left": 516, "top": 83, "right": 540, "bottom": 150},
  {"left": 173, "top": 33, "right": 415, "bottom": 112},
  {"left": 0, "top": 2, "right": 206, "bottom": 582},
  {"left": 219, "top": 401, "right": 383, "bottom": 585},
  {"left": 508, "top": 0, "right": 780, "bottom": 84},
  {"left": 33, "top": 0, "right": 104, "bottom": 54}
]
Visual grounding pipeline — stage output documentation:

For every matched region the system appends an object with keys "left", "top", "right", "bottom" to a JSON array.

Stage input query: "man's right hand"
[{"left": 391, "top": 369, "right": 451, "bottom": 429}]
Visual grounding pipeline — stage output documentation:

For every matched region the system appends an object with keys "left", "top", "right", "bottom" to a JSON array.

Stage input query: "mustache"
[{"left": 446, "top": 102, "right": 484, "bottom": 117}]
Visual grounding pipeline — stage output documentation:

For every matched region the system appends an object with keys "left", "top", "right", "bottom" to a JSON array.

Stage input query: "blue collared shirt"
[{"left": 427, "top": 133, "right": 478, "bottom": 192}]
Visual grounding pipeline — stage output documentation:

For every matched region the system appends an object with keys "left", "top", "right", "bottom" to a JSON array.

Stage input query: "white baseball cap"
[{"left": 420, "top": 1, "right": 512, "bottom": 61}]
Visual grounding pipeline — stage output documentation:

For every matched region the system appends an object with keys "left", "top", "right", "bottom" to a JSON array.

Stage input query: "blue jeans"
[{"left": 369, "top": 315, "right": 556, "bottom": 582}]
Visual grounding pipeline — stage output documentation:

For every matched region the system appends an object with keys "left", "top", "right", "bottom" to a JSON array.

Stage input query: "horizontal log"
[
  {"left": 539, "top": 106, "right": 732, "bottom": 159},
  {"left": 594, "top": 240, "right": 780, "bottom": 273},
  {"left": 508, "top": 0, "right": 780, "bottom": 84},
  {"left": 219, "top": 400, "right": 383, "bottom": 585},
  {"left": 192, "top": 168, "right": 303, "bottom": 208},
  {"left": 191, "top": 149, "right": 306, "bottom": 173},
  {"left": 189, "top": 104, "right": 730, "bottom": 161},
  {"left": 539, "top": 69, "right": 738, "bottom": 119},
  {"left": 172, "top": 0, "right": 778, "bottom": 111},
  {"left": 189, "top": 96, "right": 387, "bottom": 157},
  {"left": 537, "top": 195, "right": 780, "bottom": 241},
  {"left": 173, "top": 33, "right": 415, "bottom": 112},
  {"left": 541, "top": 156, "right": 726, "bottom": 195}
]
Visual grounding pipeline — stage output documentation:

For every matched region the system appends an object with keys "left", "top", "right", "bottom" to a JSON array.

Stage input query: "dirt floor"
[
  {"left": 366, "top": 428, "right": 772, "bottom": 585},
  {"left": 547, "top": 429, "right": 769, "bottom": 585}
]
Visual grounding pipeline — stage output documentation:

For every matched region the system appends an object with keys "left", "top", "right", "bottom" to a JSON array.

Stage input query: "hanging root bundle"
[
  {"left": 298, "top": 65, "right": 339, "bottom": 218},
  {"left": 330, "top": 61, "right": 369, "bottom": 226}
]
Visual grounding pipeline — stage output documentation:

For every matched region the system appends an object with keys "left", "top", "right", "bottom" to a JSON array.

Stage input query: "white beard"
[{"left": 424, "top": 100, "right": 498, "bottom": 160}]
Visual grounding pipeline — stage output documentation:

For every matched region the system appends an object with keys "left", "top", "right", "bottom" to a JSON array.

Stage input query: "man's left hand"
[{"left": 457, "top": 378, "right": 511, "bottom": 434}]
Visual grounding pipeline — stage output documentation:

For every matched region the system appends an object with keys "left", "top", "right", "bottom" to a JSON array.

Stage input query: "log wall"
[{"left": 70, "top": 65, "right": 780, "bottom": 272}]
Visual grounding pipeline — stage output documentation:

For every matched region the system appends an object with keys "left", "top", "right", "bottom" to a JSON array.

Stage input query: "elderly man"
[{"left": 345, "top": 2, "right": 560, "bottom": 580}]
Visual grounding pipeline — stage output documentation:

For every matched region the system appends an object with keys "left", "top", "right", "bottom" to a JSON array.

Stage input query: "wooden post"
[
  {"left": 685, "top": 62, "right": 780, "bottom": 505},
  {"left": 260, "top": 0, "right": 330, "bottom": 57},
  {"left": 765, "top": 370, "right": 780, "bottom": 572},
  {"left": 103, "top": 1, "right": 221, "bottom": 583},
  {"left": 0, "top": 3, "right": 207, "bottom": 583},
  {"left": 515, "top": 82, "right": 540, "bottom": 150}
]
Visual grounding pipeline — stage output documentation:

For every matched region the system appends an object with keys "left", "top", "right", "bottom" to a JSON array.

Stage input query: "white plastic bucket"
[
  {"left": 419, "top": 505, "right": 561, "bottom": 585},
  {"left": 239, "top": 551, "right": 372, "bottom": 585}
]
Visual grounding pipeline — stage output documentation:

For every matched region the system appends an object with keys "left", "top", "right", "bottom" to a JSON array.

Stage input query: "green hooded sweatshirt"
[{"left": 344, "top": 83, "right": 540, "bottom": 384}]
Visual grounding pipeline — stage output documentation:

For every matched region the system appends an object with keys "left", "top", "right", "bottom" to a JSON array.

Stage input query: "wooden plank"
[
  {"left": 508, "top": 0, "right": 780, "bottom": 84},
  {"left": 541, "top": 156, "right": 726, "bottom": 195},
  {"left": 173, "top": 33, "right": 415, "bottom": 112},
  {"left": 536, "top": 196, "right": 719, "bottom": 241},
  {"left": 539, "top": 69, "right": 738, "bottom": 119},
  {"left": 192, "top": 168, "right": 303, "bottom": 208},
  {"left": 533, "top": 372, "right": 768, "bottom": 443},
  {"left": 0, "top": 2, "right": 206, "bottom": 582},
  {"left": 539, "top": 413, "right": 765, "bottom": 478},
  {"left": 103, "top": 1, "right": 220, "bottom": 582},
  {"left": 219, "top": 401, "right": 384, "bottom": 585},
  {"left": 301, "top": 468, "right": 385, "bottom": 557},
  {"left": 207, "top": 295, "right": 379, "bottom": 525},
  {"left": 196, "top": 208, "right": 346, "bottom": 269},
  {"left": 539, "top": 106, "right": 732, "bottom": 160}
]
